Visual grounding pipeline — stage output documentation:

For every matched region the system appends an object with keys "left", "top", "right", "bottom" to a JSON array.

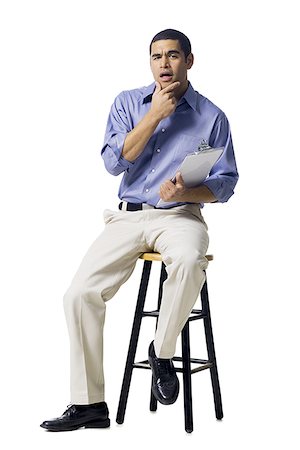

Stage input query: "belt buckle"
[
  {"left": 119, "top": 201, "right": 142, "bottom": 211},
  {"left": 128, "top": 203, "right": 142, "bottom": 211},
  {"left": 119, "top": 201, "right": 156, "bottom": 211}
]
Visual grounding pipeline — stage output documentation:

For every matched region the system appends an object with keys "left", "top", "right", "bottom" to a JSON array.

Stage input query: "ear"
[{"left": 186, "top": 53, "right": 194, "bottom": 70}]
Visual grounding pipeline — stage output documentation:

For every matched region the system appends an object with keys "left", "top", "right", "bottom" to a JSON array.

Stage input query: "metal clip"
[
  {"left": 194, "top": 139, "right": 211, "bottom": 154},
  {"left": 198, "top": 139, "right": 211, "bottom": 151}
]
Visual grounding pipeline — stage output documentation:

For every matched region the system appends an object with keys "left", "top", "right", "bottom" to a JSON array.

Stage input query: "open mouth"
[{"left": 159, "top": 71, "right": 173, "bottom": 82}]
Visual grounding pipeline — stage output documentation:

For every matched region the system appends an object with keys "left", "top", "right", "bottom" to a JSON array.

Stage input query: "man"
[{"left": 41, "top": 29, "right": 238, "bottom": 432}]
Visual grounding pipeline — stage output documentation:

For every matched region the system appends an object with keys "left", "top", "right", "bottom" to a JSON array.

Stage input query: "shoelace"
[
  {"left": 63, "top": 404, "right": 77, "bottom": 416},
  {"left": 156, "top": 359, "right": 174, "bottom": 379}
]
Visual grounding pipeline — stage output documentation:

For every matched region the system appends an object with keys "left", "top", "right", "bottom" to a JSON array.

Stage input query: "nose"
[{"left": 160, "top": 54, "right": 170, "bottom": 68}]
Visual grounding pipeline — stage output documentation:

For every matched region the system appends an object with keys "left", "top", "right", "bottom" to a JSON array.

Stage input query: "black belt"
[{"left": 119, "top": 201, "right": 157, "bottom": 211}]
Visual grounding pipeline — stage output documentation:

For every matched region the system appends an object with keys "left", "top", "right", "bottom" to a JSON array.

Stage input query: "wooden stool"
[{"left": 116, "top": 252, "right": 223, "bottom": 433}]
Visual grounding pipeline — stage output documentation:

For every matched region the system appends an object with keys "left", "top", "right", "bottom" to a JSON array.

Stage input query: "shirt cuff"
[
  {"left": 102, "top": 133, "right": 135, "bottom": 175},
  {"left": 202, "top": 177, "right": 233, "bottom": 203},
  {"left": 118, "top": 154, "right": 134, "bottom": 170},
  {"left": 113, "top": 132, "right": 134, "bottom": 170}
]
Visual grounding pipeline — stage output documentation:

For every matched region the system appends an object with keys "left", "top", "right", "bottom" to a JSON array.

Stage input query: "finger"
[
  {"left": 160, "top": 186, "right": 170, "bottom": 200},
  {"left": 160, "top": 183, "right": 172, "bottom": 196},
  {"left": 175, "top": 171, "right": 184, "bottom": 184},
  {"left": 164, "top": 92, "right": 174, "bottom": 99},
  {"left": 154, "top": 81, "right": 162, "bottom": 94},
  {"left": 165, "top": 92, "right": 177, "bottom": 100},
  {"left": 164, "top": 180, "right": 175, "bottom": 190},
  {"left": 161, "top": 81, "right": 180, "bottom": 93},
  {"left": 159, "top": 185, "right": 167, "bottom": 199}
]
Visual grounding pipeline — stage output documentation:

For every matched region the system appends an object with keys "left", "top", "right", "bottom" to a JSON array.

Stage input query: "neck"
[{"left": 174, "top": 80, "right": 189, "bottom": 100}]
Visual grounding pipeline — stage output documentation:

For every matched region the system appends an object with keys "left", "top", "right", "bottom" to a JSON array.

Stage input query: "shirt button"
[
  {"left": 151, "top": 169, "right": 155, "bottom": 173},
  {"left": 156, "top": 148, "right": 161, "bottom": 153},
  {"left": 162, "top": 128, "right": 166, "bottom": 132},
  {"left": 145, "top": 189, "right": 149, "bottom": 193}
]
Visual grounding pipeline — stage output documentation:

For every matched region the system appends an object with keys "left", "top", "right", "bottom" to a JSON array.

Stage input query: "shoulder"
[
  {"left": 113, "top": 85, "right": 151, "bottom": 107},
  {"left": 188, "top": 84, "right": 226, "bottom": 123},
  {"left": 195, "top": 90, "right": 226, "bottom": 119}
]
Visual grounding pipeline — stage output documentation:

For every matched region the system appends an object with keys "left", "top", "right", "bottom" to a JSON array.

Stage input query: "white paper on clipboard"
[{"left": 156, "top": 146, "right": 223, "bottom": 207}]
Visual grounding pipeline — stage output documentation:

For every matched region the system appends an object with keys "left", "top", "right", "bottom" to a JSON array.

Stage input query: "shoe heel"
[{"left": 85, "top": 418, "right": 110, "bottom": 429}]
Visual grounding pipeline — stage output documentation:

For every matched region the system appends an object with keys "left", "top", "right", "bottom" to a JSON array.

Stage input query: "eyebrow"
[{"left": 151, "top": 50, "right": 181, "bottom": 58}]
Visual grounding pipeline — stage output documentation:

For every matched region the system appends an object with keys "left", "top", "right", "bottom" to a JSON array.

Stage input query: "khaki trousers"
[{"left": 63, "top": 203, "right": 209, "bottom": 404}]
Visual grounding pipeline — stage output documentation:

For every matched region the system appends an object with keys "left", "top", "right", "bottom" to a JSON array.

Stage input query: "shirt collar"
[{"left": 142, "top": 81, "right": 197, "bottom": 111}]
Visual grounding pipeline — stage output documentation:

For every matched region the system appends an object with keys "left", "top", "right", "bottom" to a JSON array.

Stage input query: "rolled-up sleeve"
[
  {"left": 101, "top": 92, "right": 135, "bottom": 176},
  {"left": 203, "top": 113, "right": 239, "bottom": 203}
]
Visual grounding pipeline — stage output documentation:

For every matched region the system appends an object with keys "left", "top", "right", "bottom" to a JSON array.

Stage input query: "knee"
[
  {"left": 63, "top": 284, "right": 82, "bottom": 317},
  {"left": 173, "top": 250, "right": 208, "bottom": 273},
  {"left": 63, "top": 282, "right": 103, "bottom": 318}
]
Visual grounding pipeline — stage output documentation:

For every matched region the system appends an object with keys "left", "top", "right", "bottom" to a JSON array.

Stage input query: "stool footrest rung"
[
  {"left": 143, "top": 309, "right": 207, "bottom": 320},
  {"left": 142, "top": 310, "right": 159, "bottom": 317},
  {"left": 133, "top": 361, "right": 152, "bottom": 370},
  {"left": 132, "top": 357, "right": 213, "bottom": 374}
]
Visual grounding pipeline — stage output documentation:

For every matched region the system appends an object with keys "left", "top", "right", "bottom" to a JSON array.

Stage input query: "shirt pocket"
[{"left": 172, "top": 134, "right": 201, "bottom": 164}]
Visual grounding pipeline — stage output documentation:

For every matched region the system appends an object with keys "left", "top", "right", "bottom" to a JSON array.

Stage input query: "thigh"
[
  {"left": 68, "top": 209, "right": 148, "bottom": 289},
  {"left": 152, "top": 205, "right": 209, "bottom": 265}
]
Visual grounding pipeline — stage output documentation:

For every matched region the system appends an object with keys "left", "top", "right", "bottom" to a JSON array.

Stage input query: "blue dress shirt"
[{"left": 101, "top": 82, "right": 238, "bottom": 208}]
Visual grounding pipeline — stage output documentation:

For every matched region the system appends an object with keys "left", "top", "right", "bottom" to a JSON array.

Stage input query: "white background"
[{"left": 0, "top": 0, "right": 299, "bottom": 448}]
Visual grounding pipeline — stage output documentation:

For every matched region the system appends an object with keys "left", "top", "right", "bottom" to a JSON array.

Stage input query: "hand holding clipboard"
[{"left": 156, "top": 145, "right": 223, "bottom": 207}]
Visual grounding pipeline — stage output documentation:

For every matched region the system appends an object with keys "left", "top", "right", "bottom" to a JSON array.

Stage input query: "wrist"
[{"left": 147, "top": 108, "right": 162, "bottom": 125}]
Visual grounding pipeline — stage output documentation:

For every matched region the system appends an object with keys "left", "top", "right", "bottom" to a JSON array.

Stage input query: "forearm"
[
  {"left": 121, "top": 111, "right": 160, "bottom": 162},
  {"left": 159, "top": 174, "right": 217, "bottom": 204},
  {"left": 122, "top": 81, "right": 180, "bottom": 162},
  {"left": 181, "top": 185, "right": 217, "bottom": 203}
]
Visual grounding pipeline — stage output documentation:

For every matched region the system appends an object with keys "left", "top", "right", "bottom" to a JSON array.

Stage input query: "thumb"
[
  {"left": 175, "top": 171, "right": 184, "bottom": 186},
  {"left": 154, "top": 81, "right": 162, "bottom": 94}
]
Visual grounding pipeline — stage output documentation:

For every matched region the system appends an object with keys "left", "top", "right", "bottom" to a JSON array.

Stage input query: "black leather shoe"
[
  {"left": 40, "top": 402, "right": 110, "bottom": 431},
  {"left": 148, "top": 341, "right": 179, "bottom": 405}
]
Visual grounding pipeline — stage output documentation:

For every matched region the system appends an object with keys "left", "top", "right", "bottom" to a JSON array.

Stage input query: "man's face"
[{"left": 150, "top": 39, "right": 193, "bottom": 89}]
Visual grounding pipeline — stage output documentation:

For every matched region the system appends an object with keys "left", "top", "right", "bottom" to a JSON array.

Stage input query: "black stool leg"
[
  {"left": 149, "top": 388, "right": 157, "bottom": 412},
  {"left": 149, "top": 262, "right": 168, "bottom": 412},
  {"left": 181, "top": 321, "right": 193, "bottom": 433},
  {"left": 201, "top": 278, "right": 223, "bottom": 420},
  {"left": 116, "top": 260, "right": 152, "bottom": 424}
]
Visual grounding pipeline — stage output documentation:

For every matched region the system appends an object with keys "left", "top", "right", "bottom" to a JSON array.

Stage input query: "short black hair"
[{"left": 150, "top": 29, "right": 192, "bottom": 60}]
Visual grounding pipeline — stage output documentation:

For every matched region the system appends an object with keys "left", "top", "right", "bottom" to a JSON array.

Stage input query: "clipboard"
[{"left": 156, "top": 146, "right": 223, "bottom": 207}]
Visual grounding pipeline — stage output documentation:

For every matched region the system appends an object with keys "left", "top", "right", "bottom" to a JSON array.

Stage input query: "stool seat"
[{"left": 140, "top": 252, "right": 213, "bottom": 262}]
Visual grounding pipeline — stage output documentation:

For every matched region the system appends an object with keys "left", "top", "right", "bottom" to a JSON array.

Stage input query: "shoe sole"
[
  {"left": 85, "top": 418, "right": 110, "bottom": 429},
  {"left": 40, "top": 418, "right": 110, "bottom": 432}
]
